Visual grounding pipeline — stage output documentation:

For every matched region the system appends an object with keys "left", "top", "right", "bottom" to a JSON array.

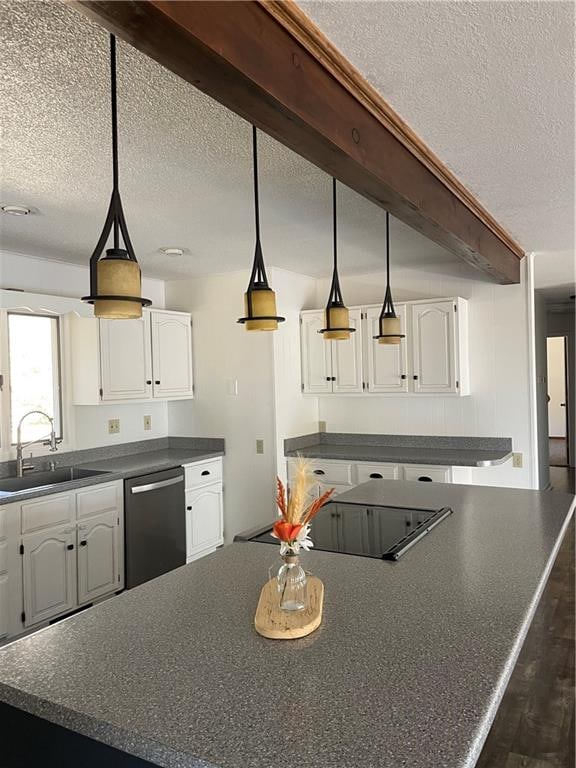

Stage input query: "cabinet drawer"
[
  {"left": 356, "top": 463, "right": 399, "bottom": 483},
  {"left": 289, "top": 460, "right": 353, "bottom": 485},
  {"left": 21, "top": 493, "right": 74, "bottom": 533},
  {"left": 402, "top": 465, "right": 451, "bottom": 483},
  {"left": 76, "top": 482, "right": 121, "bottom": 520},
  {"left": 185, "top": 459, "right": 222, "bottom": 489}
]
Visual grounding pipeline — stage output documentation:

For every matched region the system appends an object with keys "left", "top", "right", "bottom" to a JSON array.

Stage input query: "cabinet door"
[
  {"left": 150, "top": 311, "right": 194, "bottom": 399},
  {"left": 23, "top": 524, "right": 76, "bottom": 627},
  {"left": 365, "top": 305, "right": 409, "bottom": 393},
  {"left": 186, "top": 484, "right": 223, "bottom": 559},
  {"left": 331, "top": 308, "right": 363, "bottom": 393},
  {"left": 300, "top": 311, "right": 332, "bottom": 394},
  {"left": 77, "top": 512, "right": 121, "bottom": 605},
  {"left": 99, "top": 314, "right": 152, "bottom": 400},
  {"left": 336, "top": 506, "right": 369, "bottom": 555},
  {"left": 411, "top": 301, "right": 457, "bottom": 393}
]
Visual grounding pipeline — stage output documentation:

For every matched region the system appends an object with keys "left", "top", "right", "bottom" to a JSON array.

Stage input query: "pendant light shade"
[
  {"left": 237, "top": 126, "right": 284, "bottom": 331},
  {"left": 374, "top": 211, "right": 405, "bottom": 345},
  {"left": 319, "top": 179, "right": 355, "bottom": 340},
  {"left": 82, "top": 35, "right": 151, "bottom": 319}
]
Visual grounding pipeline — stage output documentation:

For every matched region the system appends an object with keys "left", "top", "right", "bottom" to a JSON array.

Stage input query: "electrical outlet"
[
  {"left": 256, "top": 439, "right": 264, "bottom": 455},
  {"left": 108, "top": 419, "right": 120, "bottom": 435},
  {"left": 319, "top": 421, "right": 327, "bottom": 433},
  {"left": 143, "top": 415, "right": 152, "bottom": 431},
  {"left": 512, "top": 452, "right": 523, "bottom": 468}
]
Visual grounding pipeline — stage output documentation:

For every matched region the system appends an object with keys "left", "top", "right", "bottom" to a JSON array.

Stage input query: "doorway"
[{"left": 547, "top": 336, "right": 570, "bottom": 467}]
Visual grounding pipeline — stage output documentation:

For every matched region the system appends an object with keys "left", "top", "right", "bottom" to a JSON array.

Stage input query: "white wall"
[
  {"left": 314, "top": 263, "right": 534, "bottom": 488},
  {"left": 270, "top": 268, "right": 319, "bottom": 482},
  {"left": 534, "top": 291, "right": 550, "bottom": 488},
  {"left": 166, "top": 270, "right": 278, "bottom": 543},
  {"left": 0, "top": 252, "right": 169, "bottom": 457},
  {"left": 0, "top": 250, "right": 165, "bottom": 306}
]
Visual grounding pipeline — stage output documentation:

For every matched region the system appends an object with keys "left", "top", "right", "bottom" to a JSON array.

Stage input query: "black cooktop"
[{"left": 237, "top": 501, "right": 453, "bottom": 560}]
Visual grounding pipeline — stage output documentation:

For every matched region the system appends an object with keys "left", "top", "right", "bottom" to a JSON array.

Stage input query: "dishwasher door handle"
[{"left": 130, "top": 476, "right": 184, "bottom": 494}]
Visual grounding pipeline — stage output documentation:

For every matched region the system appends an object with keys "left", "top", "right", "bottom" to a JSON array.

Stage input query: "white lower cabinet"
[
  {"left": 77, "top": 511, "right": 122, "bottom": 605},
  {"left": 287, "top": 458, "right": 464, "bottom": 497},
  {"left": 184, "top": 459, "right": 224, "bottom": 563},
  {"left": 22, "top": 524, "right": 77, "bottom": 627},
  {"left": 2, "top": 480, "right": 124, "bottom": 639}
]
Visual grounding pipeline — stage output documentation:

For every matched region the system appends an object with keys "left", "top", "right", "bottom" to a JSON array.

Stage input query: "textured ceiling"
[
  {"left": 1, "top": 2, "right": 573, "bottom": 285},
  {"left": 0, "top": 0, "right": 468, "bottom": 282},
  {"left": 302, "top": 0, "right": 575, "bottom": 255}
]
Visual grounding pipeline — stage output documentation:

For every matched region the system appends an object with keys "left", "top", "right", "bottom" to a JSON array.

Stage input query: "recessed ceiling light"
[
  {"left": 1, "top": 204, "right": 32, "bottom": 216},
  {"left": 159, "top": 247, "right": 186, "bottom": 258}
]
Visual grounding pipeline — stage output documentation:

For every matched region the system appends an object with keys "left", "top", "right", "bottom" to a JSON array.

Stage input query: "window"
[{"left": 6, "top": 313, "right": 62, "bottom": 445}]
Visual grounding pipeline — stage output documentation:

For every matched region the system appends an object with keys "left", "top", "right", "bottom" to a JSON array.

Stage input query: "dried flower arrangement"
[{"left": 272, "top": 457, "right": 334, "bottom": 555}]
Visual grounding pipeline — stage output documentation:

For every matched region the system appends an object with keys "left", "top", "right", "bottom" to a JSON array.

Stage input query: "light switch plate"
[
  {"left": 143, "top": 415, "right": 152, "bottom": 431},
  {"left": 512, "top": 452, "right": 523, "bottom": 468},
  {"left": 256, "top": 439, "right": 264, "bottom": 455},
  {"left": 108, "top": 419, "right": 120, "bottom": 435}
]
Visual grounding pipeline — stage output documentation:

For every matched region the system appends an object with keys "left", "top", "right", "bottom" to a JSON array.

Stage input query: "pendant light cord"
[
  {"left": 332, "top": 177, "right": 337, "bottom": 274},
  {"left": 253, "top": 125, "right": 260, "bottom": 243},
  {"left": 110, "top": 34, "right": 119, "bottom": 250},
  {"left": 385, "top": 210, "right": 390, "bottom": 290}
]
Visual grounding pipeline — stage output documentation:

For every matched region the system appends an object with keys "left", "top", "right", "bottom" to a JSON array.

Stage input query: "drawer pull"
[
  {"left": 369, "top": 473, "right": 383, "bottom": 479},
  {"left": 313, "top": 469, "right": 325, "bottom": 476},
  {"left": 418, "top": 476, "right": 433, "bottom": 482},
  {"left": 201, "top": 470, "right": 210, "bottom": 476}
]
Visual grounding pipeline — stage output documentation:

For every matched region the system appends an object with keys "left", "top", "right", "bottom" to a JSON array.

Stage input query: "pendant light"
[
  {"left": 82, "top": 35, "right": 151, "bottom": 319},
  {"left": 373, "top": 211, "right": 405, "bottom": 345},
  {"left": 237, "top": 126, "right": 285, "bottom": 332},
  {"left": 319, "top": 178, "right": 355, "bottom": 340}
]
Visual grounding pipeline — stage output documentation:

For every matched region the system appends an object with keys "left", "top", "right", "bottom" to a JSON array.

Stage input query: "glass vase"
[{"left": 274, "top": 554, "right": 307, "bottom": 612}]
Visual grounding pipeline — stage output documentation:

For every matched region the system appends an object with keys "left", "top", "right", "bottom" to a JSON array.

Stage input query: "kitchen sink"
[{"left": 0, "top": 467, "right": 110, "bottom": 494}]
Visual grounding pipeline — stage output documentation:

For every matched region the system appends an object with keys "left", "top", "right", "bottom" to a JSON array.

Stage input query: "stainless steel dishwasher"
[{"left": 124, "top": 467, "right": 186, "bottom": 588}]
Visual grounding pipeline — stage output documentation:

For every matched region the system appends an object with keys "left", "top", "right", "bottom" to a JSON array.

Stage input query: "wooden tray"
[{"left": 254, "top": 576, "right": 324, "bottom": 640}]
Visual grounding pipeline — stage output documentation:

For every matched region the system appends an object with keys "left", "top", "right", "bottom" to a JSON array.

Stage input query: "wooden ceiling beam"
[{"left": 74, "top": 0, "right": 523, "bottom": 283}]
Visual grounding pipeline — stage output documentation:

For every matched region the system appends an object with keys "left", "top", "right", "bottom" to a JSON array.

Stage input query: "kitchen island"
[{"left": 0, "top": 480, "right": 573, "bottom": 768}]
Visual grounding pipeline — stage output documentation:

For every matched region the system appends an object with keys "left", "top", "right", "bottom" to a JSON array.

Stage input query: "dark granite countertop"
[
  {"left": 0, "top": 439, "right": 224, "bottom": 505},
  {"left": 285, "top": 442, "right": 512, "bottom": 466},
  {"left": 0, "top": 481, "right": 573, "bottom": 768},
  {"left": 284, "top": 432, "right": 513, "bottom": 467}
]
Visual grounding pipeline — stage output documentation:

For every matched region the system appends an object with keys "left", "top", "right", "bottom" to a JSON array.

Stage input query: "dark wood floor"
[{"left": 476, "top": 470, "right": 574, "bottom": 768}]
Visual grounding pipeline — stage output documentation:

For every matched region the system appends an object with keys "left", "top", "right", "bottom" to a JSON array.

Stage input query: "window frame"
[{"left": 0, "top": 308, "right": 68, "bottom": 459}]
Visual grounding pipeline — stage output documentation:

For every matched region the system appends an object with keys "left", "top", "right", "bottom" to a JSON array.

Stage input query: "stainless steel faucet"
[{"left": 15, "top": 410, "right": 60, "bottom": 477}]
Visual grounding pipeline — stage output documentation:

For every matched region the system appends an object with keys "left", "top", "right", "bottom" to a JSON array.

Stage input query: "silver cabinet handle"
[{"left": 131, "top": 476, "right": 183, "bottom": 494}]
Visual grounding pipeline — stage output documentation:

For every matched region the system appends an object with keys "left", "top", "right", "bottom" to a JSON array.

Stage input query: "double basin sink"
[{"left": 0, "top": 467, "right": 110, "bottom": 495}]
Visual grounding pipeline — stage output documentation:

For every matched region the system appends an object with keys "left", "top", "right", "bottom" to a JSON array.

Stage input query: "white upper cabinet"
[
  {"left": 150, "top": 310, "right": 194, "bottom": 399},
  {"left": 411, "top": 300, "right": 468, "bottom": 395},
  {"left": 300, "top": 311, "right": 332, "bottom": 394},
  {"left": 331, "top": 308, "right": 363, "bottom": 394},
  {"left": 300, "top": 309, "right": 363, "bottom": 394},
  {"left": 100, "top": 315, "right": 152, "bottom": 401},
  {"left": 299, "top": 298, "right": 469, "bottom": 396},
  {"left": 365, "top": 305, "right": 408, "bottom": 393},
  {"left": 69, "top": 308, "right": 194, "bottom": 404}
]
